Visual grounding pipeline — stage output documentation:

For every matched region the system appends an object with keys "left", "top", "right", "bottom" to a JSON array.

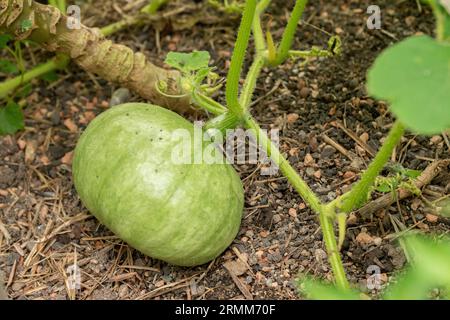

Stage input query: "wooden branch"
[
  {"left": 356, "top": 160, "right": 450, "bottom": 218},
  {"left": 0, "top": 0, "right": 190, "bottom": 113}
]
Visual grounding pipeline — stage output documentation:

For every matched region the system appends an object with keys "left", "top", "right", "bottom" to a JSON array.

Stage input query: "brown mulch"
[{"left": 0, "top": 0, "right": 449, "bottom": 300}]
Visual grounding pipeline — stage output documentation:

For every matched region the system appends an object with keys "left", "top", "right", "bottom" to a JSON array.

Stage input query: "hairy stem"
[
  {"left": 244, "top": 116, "right": 322, "bottom": 213},
  {"left": 274, "top": 0, "right": 308, "bottom": 65},
  {"left": 141, "top": 0, "right": 169, "bottom": 14},
  {"left": 340, "top": 121, "right": 405, "bottom": 213},
  {"left": 252, "top": 0, "right": 270, "bottom": 53},
  {"left": 226, "top": 0, "right": 256, "bottom": 115},
  {"left": 239, "top": 55, "right": 264, "bottom": 109},
  {"left": 319, "top": 207, "right": 350, "bottom": 290},
  {"left": 245, "top": 116, "right": 349, "bottom": 289},
  {"left": 191, "top": 91, "right": 227, "bottom": 115}
]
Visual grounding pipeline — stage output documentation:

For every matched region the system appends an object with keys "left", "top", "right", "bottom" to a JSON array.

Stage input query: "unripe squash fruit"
[{"left": 72, "top": 103, "right": 244, "bottom": 266}]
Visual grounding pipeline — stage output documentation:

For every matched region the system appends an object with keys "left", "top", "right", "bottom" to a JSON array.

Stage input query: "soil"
[{"left": 1, "top": 0, "right": 449, "bottom": 300}]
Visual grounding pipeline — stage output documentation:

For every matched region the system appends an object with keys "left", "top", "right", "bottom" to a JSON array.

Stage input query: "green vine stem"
[
  {"left": 239, "top": 55, "right": 264, "bottom": 109},
  {"left": 273, "top": 0, "right": 308, "bottom": 65},
  {"left": 48, "top": 0, "right": 66, "bottom": 12},
  {"left": 340, "top": 121, "right": 406, "bottom": 213},
  {"left": 319, "top": 208, "right": 350, "bottom": 290},
  {"left": 226, "top": 0, "right": 256, "bottom": 116},
  {"left": 244, "top": 115, "right": 350, "bottom": 289},
  {"left": 0, "top": 55, "right": 70, "bottom": 99},
  {"left": 191, "top": 91, "right": 227, "bottom": 115},
  {"left": 428, "top": 0, "right": 446, "bottom": 41},
  {"left": 244, "top": 116, "right": 322, "bottom": 212},
  {"left": 252, "top": 0, "right": 271, "bottom": 52},
  {"left": 141, "top": 0, "right": 169, "bottom": 14},
  {"left": 288, "top": 48, "right": 335, "bottom": 59}
]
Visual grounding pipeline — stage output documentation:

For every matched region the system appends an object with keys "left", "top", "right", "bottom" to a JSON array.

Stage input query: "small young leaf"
[
  {"left": 165, "top": 51, "right": 211, "bottom": 73},
  {"left": 402, "top": 169, "right": 422, "bottom": 179},
  {"left": 0, "top": 60, "right": 19, "bottom": 74},
  {"left": 0, "top": 102, "right": 24, "bottom": 135},
  {"left": 367, "top": 36, "right": 450, "bottom": 135},
  {"left": 375, "top": 182, "right": 393, "bottom": 193},
  {"left": 194, "top": 67, "right": 212, "bottom": 85}
]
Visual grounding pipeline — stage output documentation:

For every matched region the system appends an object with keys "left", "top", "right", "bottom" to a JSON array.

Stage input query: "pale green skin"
[{"left": 72, "top": 103, "right": 244, "bottom": 266}]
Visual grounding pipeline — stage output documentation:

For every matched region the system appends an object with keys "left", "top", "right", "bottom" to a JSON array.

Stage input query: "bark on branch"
[{"left": 0, "top": 0, "right": 190, "bottom": 113}]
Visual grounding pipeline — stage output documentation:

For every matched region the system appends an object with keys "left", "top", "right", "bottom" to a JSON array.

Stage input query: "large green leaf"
[
  {"left": 0, "top": 102, "right": 24, "bottom": 135},
  {"left": 0, "top": 60, "right": 19, "bottom": 74},
  {"left": 298, "top": 277, "right": 362, "bottom": 300},
  {"left": 386, "top": 234, "right": 450, "bottom": 299},
  {"left": 367, "top": 36, "right": 450, "bottom": 135}
]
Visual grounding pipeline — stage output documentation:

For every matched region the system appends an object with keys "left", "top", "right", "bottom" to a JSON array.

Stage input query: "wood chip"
[
  {"left": 61, "top": 151, "right": 74, "bottom": 165},
  {"left": 304, "top": 153, "right": 315, "bottom": 166},
  {"left": 425, "top": 214, "right": 439, "bottom": 223},
  {"left": 109, "top": 272, "right": 137, "bottom": 282},
  {"left": 356, "top": 232, "right": 374, "bottom": 245},
  {"left": 223, "top": 260, "right": 247, "bottom": 277},
  {"left": 63, "top": 118, "right": 78, "bottom": 133},
  {"left": 288, "top": 208, "right": 297, "bottom": 218},
  {"left": 286, "top": 113, "right": 299, "bottom": 124},
  {"left": 224, "top": 263, "right": 253, "bottom": 300}
]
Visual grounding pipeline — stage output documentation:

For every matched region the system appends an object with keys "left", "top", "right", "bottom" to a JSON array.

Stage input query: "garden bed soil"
[{"left": 1, "top": 0, "right": 449, "bottom": 300}]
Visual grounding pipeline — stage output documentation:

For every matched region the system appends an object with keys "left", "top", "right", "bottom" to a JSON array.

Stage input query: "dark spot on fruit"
[
  {"left": 126, "top": 113, "right": 129, "bottom": 116},
  {"left": 159, "top": 137, "right": 163, "bottom": 140}
]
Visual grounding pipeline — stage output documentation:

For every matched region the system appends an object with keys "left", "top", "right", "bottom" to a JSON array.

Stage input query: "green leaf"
[
  {"left": 384, "top": 268, "right": 435, "bottom": 300},
  {"left": 385, "top": 234, "right": 450, "bottom": 299},
  {"left": 16, "top": 83, "right": 32, "bottom": 98},
  {"left": 0, "top": 35, "right": 12, "bottom": 49},
  {"left": 402, "top": 169, "right": 422, "bottom": 179},
  {"left": 298, "top": 277, "right": 362, "bottom": 300},
  {"left": 0, "top": 60, "right": 19, "bottom": 74},
  {"left": 405, "top": 234, "right": 450, "bottom": 284},
  {"left": 367, "top": 36, "right": 450, "bottom": 135},
  {"left": 165, "top": 51, "right": 211, "bottom": 73},
  {"left": 0, "top": 102, "right": 24, "bottom": 135},
  {"left": 375, "top": 182, "right": 393, "bottom": 193},
  {"left": 39, "top": 71, "right": 59, "bottom": 83}
]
